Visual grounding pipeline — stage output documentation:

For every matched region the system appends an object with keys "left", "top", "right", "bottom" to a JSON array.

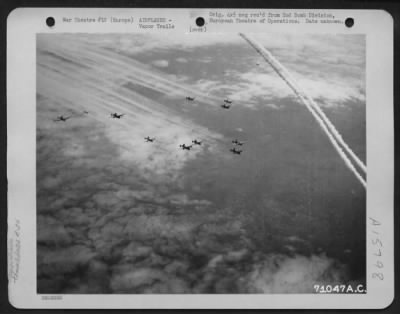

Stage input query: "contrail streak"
[
  {"left": 239, "top": 33, "right": 366, "bottom": 188},
  {"left": 262, "top": 51, "right": 367, "bottom": 175},
  {"left": 37, "top": 35, "right": 223, "bottom": 106}
]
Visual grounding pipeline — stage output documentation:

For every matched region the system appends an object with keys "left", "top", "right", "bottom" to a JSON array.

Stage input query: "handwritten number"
[
  {"left": 372, "top": 238, "right": 383, "bottom": 247},
  {"left": 372, "top": 273, "right": 384, "bottom": 280},
  {"left": 369, "top": 217, "right": 381, "bottom": 226}
]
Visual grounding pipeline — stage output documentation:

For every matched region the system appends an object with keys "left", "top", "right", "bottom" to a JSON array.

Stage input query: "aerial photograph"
[{"left": 36, "top": 33, "right": 366, "bottom": 294}]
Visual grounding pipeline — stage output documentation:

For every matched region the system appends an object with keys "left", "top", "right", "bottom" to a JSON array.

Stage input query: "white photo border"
[{"left": 7, "top": 8, "right": 394, "bottom": 309}]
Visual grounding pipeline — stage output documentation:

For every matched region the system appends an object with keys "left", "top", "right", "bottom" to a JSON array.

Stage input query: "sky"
[{"left": 36, "top": 32, "right": 366, "bottom": 294}]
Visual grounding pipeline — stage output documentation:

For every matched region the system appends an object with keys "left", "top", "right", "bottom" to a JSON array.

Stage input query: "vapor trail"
[
  {"left": 263, "top": 52, "right": 367, "bottom": 175},
  {"left": 239, "top": 33, "right": 366, "bottom": 188},
  {"left": 37, "top": 35, "right": 223, "bottom": 106}
]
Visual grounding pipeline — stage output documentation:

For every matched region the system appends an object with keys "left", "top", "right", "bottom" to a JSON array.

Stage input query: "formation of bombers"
[{"left": 53, "top": 96, "right": 246, "bottom": 156}]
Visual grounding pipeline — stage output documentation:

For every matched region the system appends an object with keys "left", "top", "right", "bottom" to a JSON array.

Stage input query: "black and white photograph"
[{"left": 36, "top": 32, "right": 367, "bottom": 294}]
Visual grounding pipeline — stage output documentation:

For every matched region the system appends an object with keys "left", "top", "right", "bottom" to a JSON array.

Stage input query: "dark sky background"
[{"left": 36, "top": 33, "right": 366, "bottom": 294}]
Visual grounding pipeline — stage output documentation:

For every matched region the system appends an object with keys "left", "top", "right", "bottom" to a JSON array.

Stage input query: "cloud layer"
[
  {"left": 36, "top": 34, "right": 365, "bottom": 294},
  {"left": 75, "top": 32, "right": 365, "bottom": 109},
  {"left": 36, "top": 113, "right": 357, "bottom": 293}
]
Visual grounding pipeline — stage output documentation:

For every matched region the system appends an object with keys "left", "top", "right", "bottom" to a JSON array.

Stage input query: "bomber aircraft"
[
  {"left": 232, "top": 139, "right": 245, "bottom": 146},
  {"left": 179, "top": 144, "right": 193, "bottom": 150},
  {"left": 53, "top": 115, "right": 71, "bottom": 122},
  {"left": 110, "top": 113, "right": 124, "bottom": 119},
  {"left": 230, "top": 147, "right": 243, "bottom": 155}
]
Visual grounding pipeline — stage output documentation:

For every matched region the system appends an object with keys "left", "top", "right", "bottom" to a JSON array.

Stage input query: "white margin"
[{"left": 7, "top": 8, "right": 394, "bottom": 309}]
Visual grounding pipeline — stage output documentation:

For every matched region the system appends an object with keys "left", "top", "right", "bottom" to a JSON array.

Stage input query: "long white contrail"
[
  {"left": 239, "top": 33, "right": 366, "bottom": 188},
  {"left": 263, "top": 51, "right": 367, "bottom": 175}
]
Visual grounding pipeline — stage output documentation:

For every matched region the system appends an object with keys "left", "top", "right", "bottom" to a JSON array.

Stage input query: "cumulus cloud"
[
  {"left": 39, "top": 33, "right": 365, "bottom": 112},
  {"left": 184, "top": 33, "right": 364, "bottom": 109},
  {"left": 296, "top": 75, "right": 365, "bottom": 106},
  {"left": 265, "top": 104, "right": 281, "bottom": 110},
  {"left": 175, "top": 57, "right": 188, "bottom": 63},
  {"left": 243, "top": 254, "right": 347, "bottom": 293},
  {"left": 152, "top": 59, "right": 169, "bottom": 68},
  {"left": 201, "top": 60, "right": 364, "bottom": 109}
]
